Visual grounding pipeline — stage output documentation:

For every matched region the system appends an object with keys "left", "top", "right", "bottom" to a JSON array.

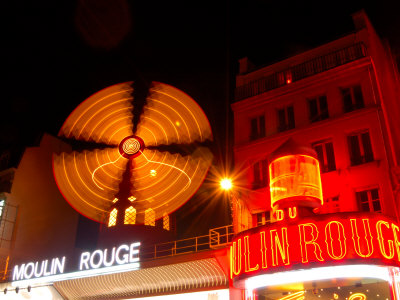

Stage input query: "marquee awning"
[{"left": 53, "top": 258, "right": 228, "bottom": 299}]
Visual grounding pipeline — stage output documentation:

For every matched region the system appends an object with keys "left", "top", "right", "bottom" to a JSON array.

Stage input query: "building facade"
[
  {"left": 230, "top": 10, "right": 400, "bottom": 300},
  {"left": 232, "top": 10, "right": 400, "bottom": 231}
]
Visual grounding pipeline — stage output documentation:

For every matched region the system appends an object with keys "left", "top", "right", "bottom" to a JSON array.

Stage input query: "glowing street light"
[{"left": 220, "top": 178, "right": 233, "bottom": 191}]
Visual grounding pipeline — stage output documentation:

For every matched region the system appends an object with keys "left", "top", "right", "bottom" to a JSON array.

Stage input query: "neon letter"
[
  {"left": 13, "top": 264, "right": 25, "bottom": 281},
  {"left": 260, "top": 231, "right": 268, "bottom": 269},
  {"left": 325, "top": 221, "right": 347, "bottom": 260},
  {"left": 270, "top": 228, "right": 290, "bottom": 266},
  {"left": 244, "top": 236, "right": 259, "bottom": 272},
  {"left": 376, "top": 220, "right": 395, "bottom": 259},
  {"left": 230, "top": 239, "right": 242, "bottom": 277},
  {"left": 351, "top": 218, "right": 374, "bottom": 258},
  {"left": 24, "top": 262, "right": 35, "bottom": 279},
  {"left": 90, "top": 250, "right": 104, "bottom": 268},
  {"left": 116, "top": 244, "right": 129, "bottom": 264},
  {"left": 349, "top": 293, "right": 366, "bottom": 300},
  {"left": 34, "top": 261, "right": 44, "bottom": 278},
  {"left": 298, "top": 223, "right": 324, "bottom": 263},
  {"left": 53, "top": 257, "right": 66, "bottom": 274},
  {"left": 129, "top": 242, "right": 140, "bottom": 263},
  {"left": 103, "top": 248, "right": 116, "bottom": 267},
  {"left": 43, "top": 260, "right": 52, "bottom": 276},
  {"left": 288, "top": 207, "right": 297, "bottom": 219},
  {"left": 392, "top": 224, "right": 400, "bottom": 261},
  {"left": 80, "top": 252, "right": 90, "bottom": 270},
  {"left": 276, "top": 210, "right": 284, "bottom": 221}
]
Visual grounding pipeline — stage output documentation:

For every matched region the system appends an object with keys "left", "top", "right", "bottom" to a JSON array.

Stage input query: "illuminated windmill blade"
[
  {"left": 54, "top": 81, "right": 213, "bottom": 226},
  {"left": 146, "top": 140, "right": 214, "bottom": 157},
  {"left": 131, "top": 78, "right": 151, "bottom": 135},
  {"left": 53, "top": 147, "right": 128, "bottom": 222},
  {"left": 56, "top": 138, "right": 117, "bottom": 153},
  {"left": 136, "top": 82, "right": 213, "bottom": 147},
  {"left": 59, "top": 82, "right": 134, "bottom": 146},
  {"left": 131, "top": 147, "right": 213, "bottom": 221}
]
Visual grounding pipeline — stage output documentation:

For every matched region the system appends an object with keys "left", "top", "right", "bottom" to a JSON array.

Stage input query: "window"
[
  {"left": 277, "top": 70, "right": 292, "bottom": 85},
  {"left": 347, "top": 131, "right": 374, "bottom": 166},
  {"left": 252, "top": 159, "right": 268, "bottom": 189},
  {"left": 163, "top": 213, "right": 170, "bottom": 231},
  {"left": 277, "top": 106, "right": 295, "bottom": 132},
  {"left": 144, "top": 208, "right": 155, "bottom": 226},
  {"left": 356, "top": 188, "right": 381, "bottom": 213},
  {"left": 342, "top": 85, "right": 364, "bottom": 112},
  {"left": 250, "top": 115, "right": 266, "bottom": 140},
  {"left": 321, "top": 196, "right": 340, "bottom": 214},
  {"left": 124, "top": 206, "right": 136, "bottom": 225},
  {"left": 255, "top": 212, "right": 270, "bottom": 227},
  {"left": 108, "top": 208, "right": 118, "bottom": 227},
  {"left": 312, "top": 140, "right": 336, "bottom": 173},
  {"left": 309, "top": 95, "right": 329, "bottom": 122}
]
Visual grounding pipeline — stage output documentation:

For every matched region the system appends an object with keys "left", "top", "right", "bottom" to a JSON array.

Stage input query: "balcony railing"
[
  {"left": 235, "top": 43, "right": 367, "bottom": 101},
  {"left": 140, "top": 224, "right": 234, "bottom": 260}
]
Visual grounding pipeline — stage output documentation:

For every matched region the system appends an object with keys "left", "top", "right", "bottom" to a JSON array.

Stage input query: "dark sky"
[
  {"left": 2, "top": 0, "right": 400, "bottom": 236},
  {"left": 3, "top": 1, "right": 400, "bottom": 151}
]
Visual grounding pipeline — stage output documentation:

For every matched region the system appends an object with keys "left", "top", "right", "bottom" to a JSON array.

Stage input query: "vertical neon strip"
[
  {"left": 350, "top": 218, "right": 374, "bottom": 258},
  {"left": 2, "top": 256, "right": 9, "bottom": 280}
]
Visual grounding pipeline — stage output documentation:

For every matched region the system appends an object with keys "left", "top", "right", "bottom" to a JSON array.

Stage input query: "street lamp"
[{"left": 220, "top": 178, "right": 233, "bottom": 191}]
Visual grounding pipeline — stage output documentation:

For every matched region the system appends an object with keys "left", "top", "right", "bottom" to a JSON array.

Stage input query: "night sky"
[{"left": 2, "top": 0, "right": 400, "bottom": 237}]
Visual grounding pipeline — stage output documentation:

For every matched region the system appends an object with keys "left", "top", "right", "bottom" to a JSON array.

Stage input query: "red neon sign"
[{"left": 230, "top": 212, "right": 400, "bottom": 282}]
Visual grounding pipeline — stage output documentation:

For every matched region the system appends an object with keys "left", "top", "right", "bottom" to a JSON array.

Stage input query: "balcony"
[
  {"left": 235, "top": 43, "right": 367, "bottom": 101},
  {"left": 140, "top": 225, "right": 234, "bottom": 260}
]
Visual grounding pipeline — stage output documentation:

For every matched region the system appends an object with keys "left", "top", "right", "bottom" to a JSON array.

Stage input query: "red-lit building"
[
  {"left": 230, "top": 10, "right": 400, "bottom": 300},
  {"left": 0, "top": 9, "right": 399, "bottom": 300}
]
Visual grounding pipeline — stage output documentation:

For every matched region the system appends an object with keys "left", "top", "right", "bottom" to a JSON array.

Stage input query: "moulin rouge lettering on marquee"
[
  {"left": 12, "top": 242, "right": 140, "bottom": 281},
  {"left": 230, "top": 213, "right": 400, "bottom": 280}
]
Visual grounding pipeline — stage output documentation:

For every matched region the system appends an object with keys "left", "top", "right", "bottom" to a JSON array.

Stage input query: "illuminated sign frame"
[
  {"left": 230, "top": 212, "right": 400, "bottom": 284},
  {"left": 12, "top": 242, "right": 140, "bottom": 284}
]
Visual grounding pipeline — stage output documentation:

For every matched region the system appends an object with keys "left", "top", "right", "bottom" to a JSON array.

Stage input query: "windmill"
[{"left": 53, "top": 81, "right": 213, "bottom": 235}]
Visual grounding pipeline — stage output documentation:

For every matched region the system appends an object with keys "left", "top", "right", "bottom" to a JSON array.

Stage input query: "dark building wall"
[{"left": 9, "top": 134, "right": 80, "bottom": 267}]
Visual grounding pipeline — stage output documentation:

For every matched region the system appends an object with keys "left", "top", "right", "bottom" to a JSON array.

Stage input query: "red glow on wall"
[{"left": 230, "top": 212, "right": 400, "bottom": 281}]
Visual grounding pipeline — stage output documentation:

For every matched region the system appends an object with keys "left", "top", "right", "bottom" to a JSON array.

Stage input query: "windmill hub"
[{"left": 119, "top": 136, "right": 145, "bottom": 158}]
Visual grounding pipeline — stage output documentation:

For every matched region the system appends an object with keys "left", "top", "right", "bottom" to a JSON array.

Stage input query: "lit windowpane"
[
  {"left": 145, "top": 208, "right": 155, "bottom": 226},
  {"left": 124, "top": 206, "right": 136, "bottom": 225},
  {"left": 163, "top": 213, "right": 170, "bottom": 231},
  {"left": 108, "top": 208, "right": 118, "bottom": 227},
  {"left": 356, "top": 188, "right": 381, "bottom": 213}
]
